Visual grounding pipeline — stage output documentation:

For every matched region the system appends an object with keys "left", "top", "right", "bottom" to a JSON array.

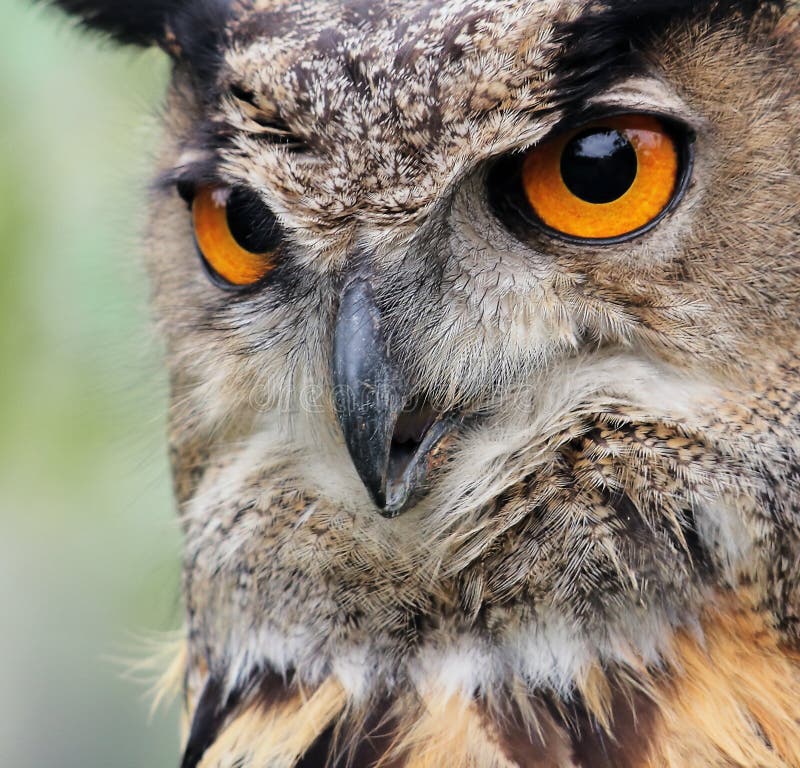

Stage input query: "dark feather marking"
[
  {"left": 296, "top": 722, "right": 336, "bottom": 768},
  {"left": 180, "top": 667, "right": 294, "bottom": 768},
  {"left": 486, "top": 696, "right": 571, "bottom": 768},
  {"left": 552, "top": 0, "right": 785, "bottom": 113},
  {"left": 485, "top": 674, "right": 660, "bottom": 768},
  {"left": 169, "top": 0, "right": 233, "bottom": 87},
  {"left": 565, "top": 677, "right": 660, "bottom": 768},
  {"left": 297, "top": 697, "right": 400, "bottom": 768},
  {"left": 180, "top": 674, "right": 231, "bottom": 768},
  {"left": 251, "top": 666, "right": 298, "bottom": 712},
  {"left": 227, "top": 82, "right": 306, "bottom": 148}
]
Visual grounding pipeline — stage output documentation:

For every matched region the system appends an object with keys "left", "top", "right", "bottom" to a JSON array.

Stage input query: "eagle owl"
[{"left": 46, "top": 1, "right": 800, "bottom": 766}]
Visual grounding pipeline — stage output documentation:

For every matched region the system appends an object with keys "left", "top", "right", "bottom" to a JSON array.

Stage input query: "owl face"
[{"left": 56, "top": 0, "right": 800, "bottom": 702}]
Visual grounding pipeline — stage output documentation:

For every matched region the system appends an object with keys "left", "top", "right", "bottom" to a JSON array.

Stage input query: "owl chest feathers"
[{"left": 173, "top": 590, "right": 800, "bottom": 768}]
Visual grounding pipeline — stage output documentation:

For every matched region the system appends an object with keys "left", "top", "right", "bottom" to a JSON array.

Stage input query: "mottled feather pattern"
[{"left": 39, "top": 0, "right": 800, "bottom": 765}]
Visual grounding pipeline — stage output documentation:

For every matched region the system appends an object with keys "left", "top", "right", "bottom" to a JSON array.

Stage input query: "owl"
[{"left": 45, "top": 0, "right": 800, "bottom": 766}]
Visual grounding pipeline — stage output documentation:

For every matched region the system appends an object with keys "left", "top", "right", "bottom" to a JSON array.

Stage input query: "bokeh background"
[{"left": 1, "top": 2, "right": 182, "bottom": 766}]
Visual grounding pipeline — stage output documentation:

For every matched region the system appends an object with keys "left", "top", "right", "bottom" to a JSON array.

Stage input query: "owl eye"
[
  {"left": 494, "top": 114, "right": 690, "bottom": 242},
  {"left": 191, "top": 186, "right": 280, "bottom": 287}
]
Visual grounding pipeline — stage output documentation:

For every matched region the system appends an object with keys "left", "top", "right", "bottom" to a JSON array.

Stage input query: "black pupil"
[
  {"left": 226, "top": 188, "right": 281, "bottom": 253},
  {"left": 560, "top": 128, "right": 638, "bottom": 204}
]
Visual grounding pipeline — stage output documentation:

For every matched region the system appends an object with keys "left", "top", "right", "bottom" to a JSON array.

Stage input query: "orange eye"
[
  {"left": 519, "top": 115, "right": 683, "bottom": 241},
  {"left": 192, "top": 186, "right": 279, "bottom": 287}
]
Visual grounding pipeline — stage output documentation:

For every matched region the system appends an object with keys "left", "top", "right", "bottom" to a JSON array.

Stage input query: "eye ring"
[
  {"left": 191, "top": 185, "right": 281, "bottom": 289},
  {"left": 489, "top": 113, "right": 694, "bottom": 246}
]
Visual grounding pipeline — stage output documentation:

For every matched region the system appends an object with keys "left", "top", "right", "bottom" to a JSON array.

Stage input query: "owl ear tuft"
[
  {"left": 44, "top": 0, "right": 231, "bottom": 60},
  {"left": 44, "top": 0, "right": 185, "bottom": 47},
  {"left": 44, "top": 0, "right": 232, "bottom": 85}
]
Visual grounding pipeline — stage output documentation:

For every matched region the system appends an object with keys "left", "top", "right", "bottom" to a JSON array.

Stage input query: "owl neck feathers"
[{"left": 165, "top": 590, "right": 800, "bottom": 768}]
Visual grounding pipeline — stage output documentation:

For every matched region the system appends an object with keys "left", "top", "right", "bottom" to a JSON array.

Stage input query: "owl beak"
[{"left": 332, "top": 279, "right": 452, "bottom": 517}]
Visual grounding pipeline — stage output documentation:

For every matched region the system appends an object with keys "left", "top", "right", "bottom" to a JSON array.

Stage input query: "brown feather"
[{"left": 643, "top": 591, "right": 800, "bottom": 768}]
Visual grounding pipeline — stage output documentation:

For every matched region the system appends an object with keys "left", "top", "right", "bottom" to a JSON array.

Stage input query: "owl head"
[{"left": 46, "top": 1, "right": 800, "bottom": 766}]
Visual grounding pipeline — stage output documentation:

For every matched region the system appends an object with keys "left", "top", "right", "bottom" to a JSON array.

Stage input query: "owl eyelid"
[
  {"left": 525, "top": 108, "right": 695, "bottom": 157},
  {"left": 175, "top": 179, "right": 231, "bottom": 206},
  {"left": 156, "top": 151, "right": 224, "bottom": 204},
  {"left": 586, "top": 75, "right": 708, "bottom": 135}
]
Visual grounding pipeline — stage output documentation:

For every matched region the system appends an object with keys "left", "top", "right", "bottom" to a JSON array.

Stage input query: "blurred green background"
[{"left": 1, "top": 2, "right": 182, "bottom": 766}]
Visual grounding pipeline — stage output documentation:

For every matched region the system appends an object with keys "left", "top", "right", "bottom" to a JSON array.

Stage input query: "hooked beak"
[{"left": 332, "top": 279, "right": 456, "bottom": 517}]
